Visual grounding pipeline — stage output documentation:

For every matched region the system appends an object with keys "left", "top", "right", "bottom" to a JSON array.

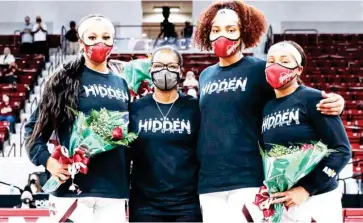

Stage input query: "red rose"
[{"left": 112, "top": 127, "right": 123, "bottom": 140}]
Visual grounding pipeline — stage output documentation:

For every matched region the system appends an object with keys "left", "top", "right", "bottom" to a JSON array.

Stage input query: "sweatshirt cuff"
[
  {"left": 38, "top": 149, "right": 51, "bottom": 168},
  {"left": 299, "top": 182, "right": 318, "bottom": 196}
]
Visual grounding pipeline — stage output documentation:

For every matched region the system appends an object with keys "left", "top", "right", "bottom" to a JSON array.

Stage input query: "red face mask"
[
  {"left": 265, "top": 63, "right": 298, "bottom": 89},
  {"left": 211, "top": 36, "right": 240, "bottom": 58},
  {"left": 84, "top": 42, "right": 113, "bottom": 63}
]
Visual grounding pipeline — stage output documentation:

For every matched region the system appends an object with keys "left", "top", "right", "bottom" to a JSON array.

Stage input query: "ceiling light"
[
  {"left": 153, "top": 7, "right": 180, "bottom": 13},
  {"left": 170, "top": 8, "right": 180, "bottom": 12}
]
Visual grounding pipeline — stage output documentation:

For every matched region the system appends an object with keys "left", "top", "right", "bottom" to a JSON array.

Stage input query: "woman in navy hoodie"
[
  {"left": 128, "top": 46, "right": 202, "bottom": 222},
  {"left": 25, "top": 14, "right": 130, "bottom": 223},
  {"left": 262, "top": 41, "right": 351, "bottom": 222}
]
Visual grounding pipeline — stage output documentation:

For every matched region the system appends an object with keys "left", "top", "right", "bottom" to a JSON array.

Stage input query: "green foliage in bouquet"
[
  {"left": 108, "top": 58, "right": 152, "bottom": 93},
  {"left": 258, "top": 141, "right": 332, "bottom": 222},
  {"left": 87, "top": 108, "right": 138, "bottom": 146},
  {"left": 123, "top": 58, "right": 152, "bottom": 93},
  {"left": 68, "top": 107, "right": 137, "bottom": 156},
  {"left": 42, "top": 107, "right": 138, "bottom": 194}
]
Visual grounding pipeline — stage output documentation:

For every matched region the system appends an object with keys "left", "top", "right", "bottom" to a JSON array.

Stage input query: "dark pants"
[
  {"left": 33, "top": 41, "right": 49, "bottom": 62},
  {"left": 129, "top": 211, "right": 202, "bottom": 222},
  {"left": 20, "top": 43, "right": 33, "bottom": 54},
  {"left": 3, "top": 75, "right": 17, "bottom": 84}
]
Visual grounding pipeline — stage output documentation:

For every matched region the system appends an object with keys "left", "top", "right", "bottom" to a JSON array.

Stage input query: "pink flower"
[{"left": 301, "top": 144, "right": 314, "bottom": 151}]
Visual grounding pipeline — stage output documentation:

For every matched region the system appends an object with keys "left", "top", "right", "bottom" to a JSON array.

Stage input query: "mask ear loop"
[{"left": 210, "top": 35, "right": 241, "bottom": 42}]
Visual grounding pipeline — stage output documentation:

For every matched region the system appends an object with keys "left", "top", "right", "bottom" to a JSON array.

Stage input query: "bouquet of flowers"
[
  {"left": 254, "top": 141, "right": 332, "bottom": 222},
  {"left": 108, "top": 58, "right": 153, "bottom": 100},
  {"left": 42, "top": 108, "right": 138, "bottom": 194}
]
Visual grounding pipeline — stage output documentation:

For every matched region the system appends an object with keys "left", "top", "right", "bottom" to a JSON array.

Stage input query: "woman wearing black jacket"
[
  {"left": 25, "top": 14, "right": 130, "bottom": 223},
  {"left": 128, "top": 46, "right": 202, "bottom": 222},
  {"left": 262, "top": 41, "right": 351, "bottom": 222}
]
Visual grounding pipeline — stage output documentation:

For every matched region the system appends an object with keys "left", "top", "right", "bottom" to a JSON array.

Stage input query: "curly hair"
[
  {"left": 194, "top": 0, "right": 267, "bottom": 51},
  {"left": 26, "top": 14, "right": 108, "bottom": 147}
]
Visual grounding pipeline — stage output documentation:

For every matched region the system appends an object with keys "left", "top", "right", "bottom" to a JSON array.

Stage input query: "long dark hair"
[{"left": 27, "top": 14, "right": 108, "bottom": 147}]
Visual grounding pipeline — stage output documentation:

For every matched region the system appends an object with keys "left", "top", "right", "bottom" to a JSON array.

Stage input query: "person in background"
[
  {"left": 1, "top": 62, "right": 18, "bottom": 84},
  {"left": 65, "top": 21, "right": 79, "bottom": 55},
  {"left": 181, "top": 21, "right": 193, "bottom": 39},
  {"left": 20, "top": 16, "right": 33, "bottom": 54},
  {"left": 28, "top": 173, "right": 42, "bottom": 194},
  {"left": 181, "top": 21, "right": 193, "bottom": 49},
  {"left": 263, "top": 41, "right": 351, "bottom": 222},
  {"left": 129, "top": 46, "right": 202, "bottom": 222},
  {"left": 17, "top": 186, "right": 36, "bottom": 209},
  {"left": 155, "top": 6, "right": 178, "bottom": 47},
  {"left": 183, "top": 71, "right": 198, "bottom": 96},
  {"left": 32, "top": 16, "right": 49, "bottom": 62},
  {"left": 0, "top": 94, "right": 16, "bottom": 134},
  {"left": 0, "top": 47, "right": 16, "bottom": 65}
]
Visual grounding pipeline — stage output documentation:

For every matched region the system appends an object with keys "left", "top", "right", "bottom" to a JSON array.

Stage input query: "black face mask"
[
  {"left": 29, "top": 179, "right": 36, "bottom": 184},
  {"left": 151, "top": 69, "right": 179, "bottom": 91},
  {"left": 36, "top": 19, "right": 41, "bottom": 23}
]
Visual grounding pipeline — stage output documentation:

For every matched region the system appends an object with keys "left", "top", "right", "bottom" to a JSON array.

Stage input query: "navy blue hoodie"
[
  {"left": 197, "top": 56, "right": 275, "bottom": 194},
  {"left": 25, "top": 66, "right": 130, "bottom": 198},
  {"left": 262, "top": 85, "right": 351, "bottom": 195}
]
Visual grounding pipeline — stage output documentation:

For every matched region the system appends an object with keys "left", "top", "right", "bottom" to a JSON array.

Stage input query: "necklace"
[{"left": 154, "top": 95, "right": 178, "bottom": 120}]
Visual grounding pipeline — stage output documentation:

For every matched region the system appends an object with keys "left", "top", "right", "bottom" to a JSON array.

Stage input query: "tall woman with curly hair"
[
  {"left": 24, "top": 15, "right": 130, "bottom": 223},
  {"left": 193, "top": 1, "right": 345, "bottom": 222}
]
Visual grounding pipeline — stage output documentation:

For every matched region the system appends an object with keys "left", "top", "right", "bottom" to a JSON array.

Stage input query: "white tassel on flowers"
[{"left": 59, "top": 146, "right": 88, "bottom": 194}]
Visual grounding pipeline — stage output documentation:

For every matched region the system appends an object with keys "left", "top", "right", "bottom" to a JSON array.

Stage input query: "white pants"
[
  {"left": 281, "top": 188, "right": 343, "bottom": 223},
  {"left": 67, "top": 41, "right": 79, "bottom": 55},
  {"left": 49, "top": 195, "right": 127, "bottom": 223},
  {"left": 200, "top": 187, "right": 263, "bottom": 223}
]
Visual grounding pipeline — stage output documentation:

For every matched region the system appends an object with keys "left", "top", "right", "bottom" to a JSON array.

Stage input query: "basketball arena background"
[{"left": 0, "top": 0, "right": 362, "bottom": 222}]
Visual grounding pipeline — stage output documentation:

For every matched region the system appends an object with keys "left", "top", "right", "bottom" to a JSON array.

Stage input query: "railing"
[
  {"left": 13, "top": 30, "right": 21, "bottom": 46},
  {"left": 39, "top": 62, "right": 53, "bottom": 95},
  {"left": 39, "top": 78, "right": 45, "bottom": 96},
  {"left": 112, "top": 24, "right": 197, "bottom": 52},
  {"left": 114, "top": 24, "right": 189, "bottom": 40},
  {"left": 48, "top": 61, "right": 54, "bottom": 77},
  {"left": 57, "top": 46, "right": 64, "bottom": 65},
  {"left": 54, "top": 48, "right": 60, "bottom": 67},
  {"left": 55, "top": 46, "right": 64, "bottom": 67},
  {"left": 19, "top": 118, "right": 28, "bottom": 152},
  {"left": 267, "top": 25, "right": 274, "bottom": 45},
  {"left": 283, "top": 29, "right": 319, "bottom": 45},
  {"left": 30, "top": 97, "right": 38, "bottom": 114},
  {"left": 61, "top": 25, "right": 67, "bottom": 57},
  {"left": 6, "top": 143, "right": 16, "bottom": 157}
]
